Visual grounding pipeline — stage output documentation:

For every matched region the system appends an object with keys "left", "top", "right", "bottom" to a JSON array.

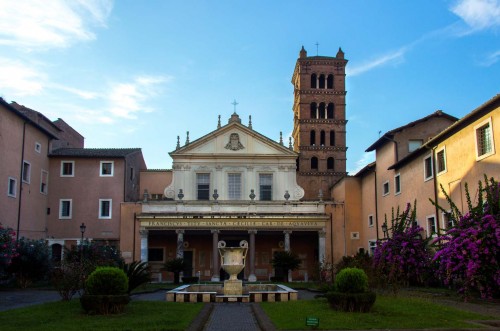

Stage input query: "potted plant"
[
  {"left": 164, "top": 258, "right": 185, "bottom": 284},
  {"left": 271, "top": 251, "right": 301, "bottom": 282}
]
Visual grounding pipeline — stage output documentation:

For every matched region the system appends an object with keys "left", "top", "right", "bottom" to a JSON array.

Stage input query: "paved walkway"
[{"left": 202, "top": 303, "right": 261, "bottom": 331}]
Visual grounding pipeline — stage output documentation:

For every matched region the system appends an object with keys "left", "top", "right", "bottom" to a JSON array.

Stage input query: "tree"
[
  {"left": 271, "top": 251, "right": 301, "bottom": 282},
  {"left": 164, "top": 258, "right": 185, "bottom": 284},
  {"left": 372, "top": 202, "right": 432, "bottom": 293},
  {"left": 8, "top": 238, "right": 51, "bottom": 288},
  {"left": 121, "top": 261, "right": 151, "bottom": 294},
  {"left": 432, "top": 176, "right": 500, "bottom": 300}
]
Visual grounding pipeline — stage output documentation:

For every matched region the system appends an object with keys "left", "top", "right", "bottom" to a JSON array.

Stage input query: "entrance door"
[{"left": 183, "top": 251, "right": 193, "bottom": 277}]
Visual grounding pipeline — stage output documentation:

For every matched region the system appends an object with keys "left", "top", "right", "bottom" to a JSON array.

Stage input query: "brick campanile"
[{"left": 291, "top": 46, "right": 348, "bottom": 200}]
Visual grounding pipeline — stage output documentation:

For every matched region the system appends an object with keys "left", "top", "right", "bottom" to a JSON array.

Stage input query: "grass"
[
  {"left": 0, "top": 300, "right": 203, "bottom": 331},
  {"left": 261, "top": 295, "right": 496, "bottom": 330}
]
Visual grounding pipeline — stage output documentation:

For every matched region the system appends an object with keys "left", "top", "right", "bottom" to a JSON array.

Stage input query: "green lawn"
[
  {"left": 261, "top": 296, "right": 496, "bottom": 330},
  {"left": 0, "top": 300, "right": 203, "bottom": 331}
]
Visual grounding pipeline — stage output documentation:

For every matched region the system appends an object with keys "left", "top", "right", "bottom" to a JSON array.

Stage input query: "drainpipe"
[
  {"left": 342, "top": 202, "right": 346, "bottom": 256},
  {"left": 374, "top": 169, "right": 379, "bottom": 240},
  {"left": 329, "top": 212, "right": 334, "bottom": 265},
  {"left": 133, "top": 212, "right": 137, "bottom": 261},
  {"left": 16, "top": 122, "right": 27, "bottom": 241},
  {"left": 430, "top": 146, "right": 440, "bottom": 236}
]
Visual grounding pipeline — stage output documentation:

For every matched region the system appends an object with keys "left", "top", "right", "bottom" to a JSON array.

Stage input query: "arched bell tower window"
[
  {"left": 319, "top": 103, "right": 326, "bottom": 119},
  {"left": 310, "top": 130, "right": 316, "bottom": 146},
  {"left": 310, "top": 102, "right": 317, "bottom": 119},
  {"left": 311, "top": 74, "right": 317, "bottom": 89},
  {"left": 327, "top": 157, "right": 334, "bottom": 170},
  {"left": 327, "top": 74, "right": 334, "bottom": 89},
  {"left": 320, "top": 130, "right": 325, "bottom": 146},
  {"left": 318, "top": 74, "right": 325, "bottom": 89},
  {"left": 327, "top": 103, "right": 334, "bottom": 119},
  {"left": 311, "top": 157, "right": 318, "bottom": 170},
  {"left": 330, "top": 131, "right": 335, "bottom": 146},
  {"left": 296, "top": 159, "right": 300, "bottom": 171}
]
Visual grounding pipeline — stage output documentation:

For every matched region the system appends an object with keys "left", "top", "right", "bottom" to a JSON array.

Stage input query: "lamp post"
[{"left": 79, "top": 222, "right": 86, "bottom": 261}]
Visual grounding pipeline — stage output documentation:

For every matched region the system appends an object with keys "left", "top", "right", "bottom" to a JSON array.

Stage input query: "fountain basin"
[{"left": 166, "top": 283, "right": 298, "bottom": 303}]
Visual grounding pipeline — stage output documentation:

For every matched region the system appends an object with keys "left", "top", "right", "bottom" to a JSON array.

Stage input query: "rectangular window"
[
  {"left": 61, "top": 161, "right": 74, "bottom": 177},
  {"left": 475, "top": 118, "right": 495, "bottom": 159},
  {"left": 227, "top": 173, "right": 241, "bottom": 200},
  {"left": 7, "top": 177, "right": 17, "bottom": 197},
  {"left": 368, "top": 240, "right": 377, "bottom": 256},
  {"left": 35, "top": 142, "right": 41, "bottom": 153},
  {"left": 424, "top": 155, "right": 433, "bottom": 181},
  {"left": 197, "top": 173, "right": 210, "bottom": 200},
  {"left": 148, "top": 248, "right": 164, "bottom": 262},
  {"left": 99, "top": 199, "right": 112, "bottom": 219},
  {"left": 436, "top": 148, "right": 446, "bottom": 174},
  {"left": 382, "top": 181, "right": 389, "bottom": 196},
  {"left": 408, "top": 139, "right": 423, "bottom": 153},
  {"left": 40, "top": 170, "right": 48, "bottom": 195},
  {"left": 59, "top": 199, "right": 72, "bottom": 219},
  {"left": 394, "top": 174, "right": 401, "bottom": 195},
  {"left": 442, "top": 211, "right": 455, "bottom": 229},
  {"left": 427, "top": 215, "right": 437, "bottom": 236},
  {"left": 368, "top": 215, "right": 374, "bottom": 227},
  {"left": 100, "top": 161, "right": 114, "bottom": 177},
  {"left": 22, "top": 161, "right": 31, "bottom": 183},
  {"left": 130, "top": 167, "right": 134, "bottom": 180},
  {"left": 259, "top": 174, "right": 273, "bottom": 201}
]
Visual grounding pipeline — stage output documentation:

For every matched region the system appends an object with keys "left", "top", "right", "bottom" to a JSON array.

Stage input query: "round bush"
[
  {"left": 335, "top": 267, "right": 368, "bottom": 293},
  {"left": 85, "top": 267, "right": 128, "bottom": 295}
]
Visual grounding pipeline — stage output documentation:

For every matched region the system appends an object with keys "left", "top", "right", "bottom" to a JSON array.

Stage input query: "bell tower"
[{"left": 291, "top": 46, "right": 348, "bottom": 200}]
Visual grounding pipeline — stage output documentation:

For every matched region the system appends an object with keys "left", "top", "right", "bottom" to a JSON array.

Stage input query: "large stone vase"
[{"left": 218, "top": 240, "right": 248, "bottom": 295}]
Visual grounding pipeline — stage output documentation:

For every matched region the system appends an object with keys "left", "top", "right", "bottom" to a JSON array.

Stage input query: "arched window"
[
  {"left": 327, "top": 157, "right": 334, "bottom": 170},
  {"left": 320, "top": 130, "right": 325, "bottom": 145},
  {"left": 319, "top": 74, "right": 325, "bottom": 89},
  {"left": 296, "top": 159, "right": 300, "bottom": 171},
  {"left": 310, "top": 102, "right": 317, "bottom": 119},
  {"left": 327, "top": 74, "right": 334, "bottom": 89},
  {"left": 311, "top": 74, "right": 317, "bottom": 89},
  {"left": 311, "top": 157, "right": 318, "bottom": 170},
  {"left": 310, "top": 130, "right": 316, "bottom": 146},
  {"left": 330, "top": 131, "right": 335, "bottom": 146},
  {"left": 327, "top": 103, "right": 334, "bottom": 119},
  {"left": 319, "top": 103, "right": 326, "bottom": 119}
]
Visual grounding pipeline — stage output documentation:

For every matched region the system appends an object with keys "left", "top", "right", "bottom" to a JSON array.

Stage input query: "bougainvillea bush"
[
  {"left": 0, "top": 224, "right": 18, "bottom": 278},
  {"left": 373, "top": 203, "right": 433, "bottom": 293},
  {"left": 432, "top": 176, "right": 500, "bottom": 300}
]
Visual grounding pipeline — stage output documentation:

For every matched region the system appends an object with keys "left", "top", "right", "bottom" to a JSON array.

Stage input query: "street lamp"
[
  {"left": 80, "top": 222, "right": 86, "bottom": 244},
  {"left": 381, "top": 223, "right": 388, "bottom": 239}
]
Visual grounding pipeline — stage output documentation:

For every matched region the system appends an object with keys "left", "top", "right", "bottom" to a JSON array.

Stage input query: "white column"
[
  {"left": 248, "top": 230, "right": 257, "bottom": 282},
  {"left": 318, "top": 229, "right": 326, "bottom": 266},
  {"left": 140, "top": 229, "right": 149, "bottom": 262},
  {"left": 176, "top": 230, "right": 184, "bottom": 259}
]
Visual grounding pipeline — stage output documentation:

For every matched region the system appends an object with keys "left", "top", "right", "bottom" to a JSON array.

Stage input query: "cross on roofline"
[{"left": 231, "top": 99, "right": 239, "bottom": 113}]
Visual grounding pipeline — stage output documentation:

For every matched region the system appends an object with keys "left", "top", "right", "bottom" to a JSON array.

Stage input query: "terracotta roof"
[
  {"left": 389, "top": 93, "right": 500, "bottom": 170},
  {"left": 0, "top": 98, "right": 58, "bottom": 139},
  {"left": 50, "top": 148, "right": 141, "bottom": 158},
  {"left": 365, "top": 110, "right": 458, "bottom": 152},
  {"left": 354, "top": 162, "right": 376, "bottom": 177}
]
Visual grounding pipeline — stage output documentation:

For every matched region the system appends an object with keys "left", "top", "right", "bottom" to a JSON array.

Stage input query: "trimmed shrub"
[
  {"left": 85, "top": 267, "right": 128, "bottom": 295},
  {"left": 335, "top": 268, "right": 368, "bottom": 293},
  {"left": 326, "top": 268, "right": 376, "bottom": 313},
  {"left": 325, "top": 291, "right": 376, "bottom": 313}
]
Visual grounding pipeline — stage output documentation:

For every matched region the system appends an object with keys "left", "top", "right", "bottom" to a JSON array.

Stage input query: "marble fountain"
[{"left": 166, "top": 240, "right": 297, "bottom": 303}]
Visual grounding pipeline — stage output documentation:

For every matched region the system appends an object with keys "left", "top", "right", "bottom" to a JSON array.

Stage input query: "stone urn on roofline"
[{"left": 218, "top": 240, "right": 248, "bottom": 295}]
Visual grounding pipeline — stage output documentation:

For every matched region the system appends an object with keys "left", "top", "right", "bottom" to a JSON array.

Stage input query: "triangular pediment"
[{"left": 170, "top": 120, "right": 296, "bottom": 158}]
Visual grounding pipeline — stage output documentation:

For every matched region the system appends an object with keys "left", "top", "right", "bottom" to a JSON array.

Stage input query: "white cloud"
[
  {"left": 0, "top": 0, "right": 113, "bottom": 50},
  {"left": 51, "top": 84, "right": 100, "bottom": 100},
  {"left": 480, "top": 49, "right": 500, "bottom": 65},
  {"left": 107, "top": 75, "right": 171, "bottom": 119},
  {"left": 347, "top": 48, "right": 407, "bottom": 77},
  {"left": 450, "top": 0, "right": 500, "bottom": 32},
  {"left": 0, "top": 58, "right": 45, "bottom": 96},
  {"left": 348, "top": 151, "right": 375, "bottom": 175}
]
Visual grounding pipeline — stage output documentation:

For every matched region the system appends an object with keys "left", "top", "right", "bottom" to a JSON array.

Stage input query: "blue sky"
[{"left": 1, "top": 0, "right": 499, "bottom": 172}]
